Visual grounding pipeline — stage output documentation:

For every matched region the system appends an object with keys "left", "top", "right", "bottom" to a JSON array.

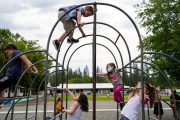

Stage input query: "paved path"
[{"left": 0, "top": 99, "right": 175, "bottom": 120}]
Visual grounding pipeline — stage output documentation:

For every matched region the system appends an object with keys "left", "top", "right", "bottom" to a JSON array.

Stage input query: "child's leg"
[
  {"left": 113, "top": 85, "right": 123, "bottom": 103},
  {"left": 62, "top": 19, "right": 76, "bottom": 40},
  {"left": 57, "top": 32, "right": 68, "bottom": 43}
]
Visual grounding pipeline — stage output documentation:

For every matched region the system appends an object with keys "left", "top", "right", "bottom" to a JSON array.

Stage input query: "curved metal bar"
[
  {"left": 46, "top": 2, "right": 143, "bottom": 120},
  {"left": 135, "top": 60, "right": 173, "bottom": 119},
  {"left": 144, "top": 52, "right": 180, "bottom": 64},
  {"left": 93, "top": 5, "right": 144, "bottom": 117},
  {"left": 60, "top": 34, "right": 124, "bottom": 69},
  {"left": 60, "top": 33, "right": 125, "bottom": 119},
  {"left": 124, "top": 67, "right": 151, "bottom": 81},
  {"left": 0, "top": 50, "right": 45, "bottom": 74},
  {"left": 82, "top": 21, "right": 132, "bottom": 84},
  {"left": 25, "top": 65, "right": 62, "bottom": 119},
  {"left": 34, "top": 70, "right": 63, "bottom": 120},
  {"left": 5, "top": 98, "right": 23, "bottom": 120},
  {"left": 64, "top": 42, "right": 119, "bottom": 117},
  {"left": 66, "top": 43, "right": 118, "bottom": 71},
  {"left": 10, "top": 59, "right": 46, "bottom": 120},
  {"left": 134, "top": 61, "right": 172, "bottom": 89},
  {"left": 59, "top": 31, "right": 125, "bottom": 120}
]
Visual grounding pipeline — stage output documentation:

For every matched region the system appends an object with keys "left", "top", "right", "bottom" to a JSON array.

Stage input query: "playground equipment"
[{"left": 0, "top": 2, "right": 180, "bottom": 120}]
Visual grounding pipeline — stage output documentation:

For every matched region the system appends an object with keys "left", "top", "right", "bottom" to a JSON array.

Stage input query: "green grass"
[
  {"left": 160, "top": 96, "right": 171, "bottom": 100},
  {"left": 51, "top": 95, "right": 127, "bottom": 101},
  {"left": 50, "top": 95, "right": 170, "bottom": 102}
]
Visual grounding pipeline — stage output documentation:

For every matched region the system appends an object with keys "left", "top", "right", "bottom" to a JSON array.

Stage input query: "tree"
[
  {"left": 96, "top": 66, "right": 107, "bottom": 83},
  {"left": 77, "top": 67, "right": 82, "bottom": 77},
  {"left": 83, "top": 65, "right": 89, "bottom": 77},
  {"left": 130, "top": 64, "right": 141, "bottom": 86},
  {"left": 136, "top": 0, "right": 180, "bottom": 87}
]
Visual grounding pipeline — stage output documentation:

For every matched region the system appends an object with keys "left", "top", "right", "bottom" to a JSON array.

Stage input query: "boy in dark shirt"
[{"left": 0, "top": 43, "right": 38, "bottom": 108}]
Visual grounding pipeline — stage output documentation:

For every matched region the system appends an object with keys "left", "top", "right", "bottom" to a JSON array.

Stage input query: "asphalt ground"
[{"left": 0, "top": 99, "right": 175, "bottom": 120}]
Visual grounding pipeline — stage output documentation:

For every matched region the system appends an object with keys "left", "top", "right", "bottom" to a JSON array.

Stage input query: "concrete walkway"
[{"left": 0, "top": 100, "right": 175, "bottom": 120}]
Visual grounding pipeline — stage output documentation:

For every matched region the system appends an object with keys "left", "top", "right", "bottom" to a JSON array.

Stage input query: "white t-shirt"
[
  {"left": 67, "top": 102, "right": 82, "bottom": 120},
  {"left": 121, "top": 95, "right": 142, "bottom": 120}
]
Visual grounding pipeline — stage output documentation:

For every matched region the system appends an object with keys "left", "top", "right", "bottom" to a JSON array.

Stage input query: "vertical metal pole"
[
  {"left": 44, "top": 59, "right": 48, "bottom": 120},
  {"left": 92, "top": 3, "right": 97, "bottom": 120},
  {"left": 141, "top": 48, "right": 145, "bottom": 120}
]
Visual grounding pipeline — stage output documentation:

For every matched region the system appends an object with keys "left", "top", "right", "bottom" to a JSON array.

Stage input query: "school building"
[{"left": 54, "top": 83, "right": 130, "bottom": 95}]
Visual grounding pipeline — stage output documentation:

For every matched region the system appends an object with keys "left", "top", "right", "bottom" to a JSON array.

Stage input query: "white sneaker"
[{"left": 0, "top": 103, "right": 4, "bottom": 109}]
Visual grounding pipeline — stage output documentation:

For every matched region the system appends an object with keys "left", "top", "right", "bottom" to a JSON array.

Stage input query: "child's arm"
[
  {"left": 64, "top": 88, "right": 78, "bottom": 101},
  {"left": 96, "top": 72, "right": 108, "bottom": 77},
  {"left": 76, "top": 10, "right": 86, "bottom": 37},
  {"left": 127, "top": 88, "right": 136, "bottom": 101},
  {"left": 116, "top": 66, "right": 125, "bottom": 72},
  {"left": 62, "top": 101, "right": 79, "bottom": 115},
  {"left": 19, "top": 55, "right": 38, "bottom": 74}
]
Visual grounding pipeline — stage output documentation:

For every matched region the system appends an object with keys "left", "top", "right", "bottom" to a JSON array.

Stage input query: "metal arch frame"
[
  {"left": 58, "top": 32, "right": 127, "bottom": 119},
  {"left": 0, "top": 50, "right": 45, "bottom": 74},
  {"left": 124, "top": 67, "right": 151, "bottom": 81},
  {"left": 55, "top": 20, "right": 133, "bottom": 112},
  {"left": 144, "top": 51, "right": 180, "bottom": 64},
  {"left": 25, "top": 65, "right": 62, "bottom": 119},
  {"left": 45, "top": 2, "right": 143, "bottom": 120},
  {"left": 10, "top": 59, "right": 47, "bottom": 120},
  {"left": 143, "top": 52, "right": 180, "bottom": 120},
  {"left": 134, "top": 61, "right": 173, "bottom": 93},
  {"left": 57, "top": 21, "right": 132, "bottom": 72},
  {"left": 0, "top": 50, "right": 45, "bottom": 120},
  {"left": 34, "top": 70, "right": 63, "bottom": 120},
  {"left": 1, "top": 50, "right": 61, "bottom": 120},
  {"left": 60, "top": 33, "right": 126, "bottom": 119},
  {"left": 62, "top": 42, "right": 123, "bottom": 119}
]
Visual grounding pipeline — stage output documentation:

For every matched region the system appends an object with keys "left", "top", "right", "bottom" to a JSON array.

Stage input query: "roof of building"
[{"left": 56, "top": 83, "right": 130, "bottom": 90}]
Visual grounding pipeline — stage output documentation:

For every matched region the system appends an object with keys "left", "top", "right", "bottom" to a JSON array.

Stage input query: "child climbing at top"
[
  {"left": 96, "top": 63, "right": 124, "bottom": 109},
  {"left": 53, "top": 5, "right": 94, "bottom": 50}
]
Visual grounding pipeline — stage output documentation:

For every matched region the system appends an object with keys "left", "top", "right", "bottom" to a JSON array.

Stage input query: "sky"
[{"left": 0, "top": 0, "right": 146, "bottom": 74}]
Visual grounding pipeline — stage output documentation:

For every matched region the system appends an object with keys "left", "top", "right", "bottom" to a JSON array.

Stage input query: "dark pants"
[{"left": 0, "top": 76, "right": 18, "bottom": 91}]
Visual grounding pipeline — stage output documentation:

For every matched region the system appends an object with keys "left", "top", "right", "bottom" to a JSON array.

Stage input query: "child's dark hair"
[
  {"left": 78, "top": 93, "right": 89, "bottom": 112},
  {"left": 145, "top": 83, "right": 156, "bottom": 108},
  {"left": 57, "top": 97, "right": 62, "bottom": 102},
  {"left": 5, "top": 43, "right": 18, "bottom": 50}
]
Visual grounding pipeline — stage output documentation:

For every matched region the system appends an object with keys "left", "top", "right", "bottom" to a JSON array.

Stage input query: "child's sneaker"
[
  {"left": 67, "top": 38, "right": 79, "bottom": 43},
  {"left": 52, "top": 40, "right": 60, "bottom": 50},
  {"left": 0, "top": 103, "right": 4, "bottom": 109},
  {"left": 120, "top": 102, "right": 124, "bottom": 110}
]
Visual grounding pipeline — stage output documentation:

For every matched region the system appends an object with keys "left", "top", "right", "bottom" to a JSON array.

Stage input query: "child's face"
[
  {"left": 84, "top": 10, "right": 93, "bottom": 17},
  {"left": 6, "top": 49, "right": 13, "bottom": 56},
  {"left": 107, "top": 64, "right": 114, "bottom": 69},
  {"left": 137, "top": 82, "right": 148, "bottom": 94}
]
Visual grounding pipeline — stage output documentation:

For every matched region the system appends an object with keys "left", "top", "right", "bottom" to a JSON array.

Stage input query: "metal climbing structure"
[{"left": 0, "top": 2, "right": 180, "bottom": 120}]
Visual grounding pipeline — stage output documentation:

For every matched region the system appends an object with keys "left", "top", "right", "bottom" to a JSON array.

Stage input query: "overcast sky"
[{"left": 0, "top": 0, "right": 146, "bottom": 74}]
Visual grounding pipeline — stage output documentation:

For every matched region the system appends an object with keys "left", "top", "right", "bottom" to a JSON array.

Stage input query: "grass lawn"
[{"left": 50, "top": 95, "right": 170, "bottom": 102}]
